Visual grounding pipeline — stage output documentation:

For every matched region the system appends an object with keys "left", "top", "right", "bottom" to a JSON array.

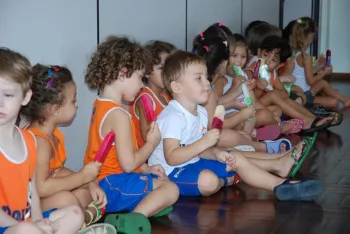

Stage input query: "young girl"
[
  {"left": 286, "top": 17, "right": 350, "bottom": 109},
  {"left": 20, "top": 64, "right": 109, "bottom": 231},
  {"left": 84, "top": 36, "right": 179, "bottom": 233},
  {"left": 130, "top": 40, "right": 175, "bottom": 147}
]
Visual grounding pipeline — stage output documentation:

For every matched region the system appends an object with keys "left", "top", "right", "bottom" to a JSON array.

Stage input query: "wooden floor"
[{"left": 151, "top": 81, "right": 350, "bottom": 234}]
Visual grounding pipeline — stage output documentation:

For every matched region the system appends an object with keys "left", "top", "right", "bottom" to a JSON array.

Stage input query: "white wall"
[
  {"left": 283, "top": 0, "right": 312, "bottom": 28},
  {"left": 242, "top": 0, "right": 280, "bottom": 31},
  {"left": 0, "top": 0, "right": 98, "bottom": 171},
  {"left": 319, "top": 0, "right": 350, "bottom": 73},
  {"left": 186, "top": 0, "right": 241, "bottom": 50},
  {"left": 99, "top": 0, "right": 186, "bottom": 49}
]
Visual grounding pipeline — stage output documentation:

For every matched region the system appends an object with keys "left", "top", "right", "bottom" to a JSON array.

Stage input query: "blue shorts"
[
  {"left": 0, "top": 209, "right": 57, "bottom": 234},
  {"left": 168, "top": 159, "right": 235, "bottom": 196},
  {"left": 304, "top": 90, "right": 315, "bottom": 105},
  {"left": 99, "top": 172, "right": 155, "bottom": 213}
]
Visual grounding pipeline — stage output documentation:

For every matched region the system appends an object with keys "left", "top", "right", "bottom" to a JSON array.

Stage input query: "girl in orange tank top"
[
  {"left": 20, "top": 64, "right": 107, "bottom": 229},
  {"left": 130, "top": 41, "right": 174, "bottom": 147}
]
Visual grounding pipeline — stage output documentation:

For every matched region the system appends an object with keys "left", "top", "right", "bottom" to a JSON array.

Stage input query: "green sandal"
[
  {"left": 152, "top": 206, "right": 173, "bottom": 218},
  {"left": 104, "top": 213, "right": 151, "bottom": 234},
  {"left": 78, "top": 223, "right": 116, "bottom": 234},
  {"left": 289, "top": 132, "right": 318, "bottom": 177}
]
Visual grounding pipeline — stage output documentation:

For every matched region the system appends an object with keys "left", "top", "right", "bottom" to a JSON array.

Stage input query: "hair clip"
[
  {"left": 191, "top": 48, "right": 197, "bottom": 54},
  {"left": 47, "top": 69, "right": 53, "bottom": 77},
  {"left": 203, "top": 46, "right": 209, "bottom": 52},
  {"left": 297, "top": 19, "right": 303, "bottom": 24},
  {"left": 218, "top": 22, "right": 223, "bottom": 27},
  {"left": 53, "top": 66, "right": 59, "bottom": 72},
  {"left": 199, "top": 32, "right": 204, "bottom": 39},
  {"left": 223, "top": 40, "right": 228, "bottom": 47},
  {"left": 45, "top": 67, "right": 54, "bottom": 88}
]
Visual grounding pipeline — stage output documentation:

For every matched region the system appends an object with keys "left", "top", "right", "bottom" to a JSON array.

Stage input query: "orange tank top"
[
  {"left": 248, "top": 60, "right": 277, "bottom": 86},
  {"left": 25, "top": 127, "right": 66, "bottom": 173},
  {"left": 0, "top": 128, "right": 37, "bottom": 222},
  {"left": 130, "top": 87, "right": 171, "bottom": 147},
  {"left": 84, "top": 98, "right": 141, "bottom": 181}
]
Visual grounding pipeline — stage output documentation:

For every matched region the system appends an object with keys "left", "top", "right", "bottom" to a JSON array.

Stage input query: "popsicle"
[
  {"left": 242, "top": 83, "right": 253, "bottom": 121},
  {"left": 95, "top": 131, "right": 115, "bottom": 163},
  {"left": 233, "top": 65, "right": 245, "bottom": 76},
  {"left": 140, "top": 95, "right": 156, "bottom": 122},
  {"left": 326, "top": 49, "right": 332, "bottom": 66},
  {"left": 212, "top": 105, "right": 225, "bottom": 131},
  {"left": 259, "top": 64, "right": 273, "bottom": 90},
  {"left": 253, "top": 59, "right": 262, "bottom": 80}
]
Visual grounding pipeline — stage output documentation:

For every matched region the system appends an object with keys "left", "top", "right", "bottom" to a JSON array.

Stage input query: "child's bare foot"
[
  {"left": 303, "top": 116, "right": 331, "bottom": 130},
  {"left": 275, "top": 142, "right": 304, "bottom": 178}
]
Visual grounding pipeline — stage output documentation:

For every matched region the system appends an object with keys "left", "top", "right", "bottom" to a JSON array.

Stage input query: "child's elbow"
[
  {"left": 121, "top": 164, "right": 135, "bottom": 173},
  {"left": 37, "top": 185, "right": 51, "bottom": 198},
  {"left": 165, "top": 154, "right": 177, "bottom": 166}
]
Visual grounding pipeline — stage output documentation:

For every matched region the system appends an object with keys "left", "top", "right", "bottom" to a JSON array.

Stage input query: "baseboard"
[{"left": 331, "top": 73, "right": 350, "bottom": 80}]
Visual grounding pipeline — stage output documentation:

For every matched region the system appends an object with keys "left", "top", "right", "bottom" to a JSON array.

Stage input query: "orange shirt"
[
  {"left": 84, "top": 98, "right": 141, "bottom": 181},
  {"left": 130, "top": 87, "right": 171, "bottom": 147},
  {"left": 248, "top": 60, "right": 277, "bottom": 86},
  {"left": 0, "top": 128, "right": 36, "bottom": 221},
  {"left": 25, "top": 127, "right": 66, "bottom": 173}
]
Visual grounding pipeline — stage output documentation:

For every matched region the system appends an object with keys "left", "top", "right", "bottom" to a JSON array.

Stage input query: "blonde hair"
[
  {"left": 291, "top": 17, "right": 316, "bottom": 55},
  {"left": 0, "top": 47, "right": 32, "bottom": 94}
]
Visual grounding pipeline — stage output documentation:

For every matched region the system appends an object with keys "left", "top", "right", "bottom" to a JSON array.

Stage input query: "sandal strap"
[
  {"left": 87, "top": 203, "right": 103, "bottom": 225},
  {"left": 291, "top": 148, "right": 298, "bottom": 165}
]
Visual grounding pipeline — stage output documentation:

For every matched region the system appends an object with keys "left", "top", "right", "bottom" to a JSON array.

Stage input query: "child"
[
  {"left": 130, "top": 40, "right": 175, "bottom": 147},
  {"left": 246, "top": 35, "right": 333, "bottom": 133},
  {"left": 286, "top": 17, "right": 350, "bottom": 109},
  {"left": 20, "top": 64, "right": 108, "bottom": 230},
  {"left": 148, "top": 50, "right": 323, "bottom": 200},
  {"left": 84, "top": 36, "right": 179, "bottom": 233},
  {"left": 0, "top": 48, "right": 83, "bottom": 234}
]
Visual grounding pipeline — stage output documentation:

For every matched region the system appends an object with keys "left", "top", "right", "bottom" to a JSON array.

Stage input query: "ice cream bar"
[
  {"left": 253, "top": 59, "right": 262, "bottom": 80},
  {"left": 140, "top": 95, "right": 156, "bottom": 122},
  {"left": 259, "top": 64, "right": 273, "bottom": 90},
  {"left": 242, "top": 83, "right": 253, "bottom": 121},
  {"left": 326, "top": 49, "right": 332, "bottom": 66},
  {"left": 95, "top": 131, "right": 115, "bottom": 163},
  {"left": 212, "top": 105, "right": 225, "bottom": 131}
]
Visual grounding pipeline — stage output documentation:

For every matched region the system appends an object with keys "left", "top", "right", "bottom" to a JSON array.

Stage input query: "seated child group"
[{"left": 1, "top": 17, "right": 349, "bottom": 234}]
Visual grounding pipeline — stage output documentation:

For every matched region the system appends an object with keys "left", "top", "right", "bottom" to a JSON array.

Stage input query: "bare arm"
[
  {"left": 35, "top": 137, "right": 87, "bottom": 197},
  {"left": 136, "top": 99, "right": 150, "bottom": 142},
  {"left": 273, "top": 76, "right": 289, "bottom": 97},
  {"left": 302, "top": 54, "right": 328, "bottom": 85},
  {"left": 104, "top": 109, "right": 159, "bottom": 173},
  {"left": 31, "top": 173, "right": 43, "bottom": 221},
  {"left": 0, "top": 210, "right": 18, "bottom": 227}
]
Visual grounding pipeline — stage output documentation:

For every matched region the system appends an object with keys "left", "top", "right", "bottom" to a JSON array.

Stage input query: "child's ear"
[
  {"left": 49, "top": 104, "right": 61, "bottom": 117},
  {"left": 21, "top": 89, "right": 32, "bottom": 106},
  {"left": 118, "top": 67, "right": 128, "bottom": 81},
  {"left": 170, "top": 81, "right": 181, "bottom": 94}
]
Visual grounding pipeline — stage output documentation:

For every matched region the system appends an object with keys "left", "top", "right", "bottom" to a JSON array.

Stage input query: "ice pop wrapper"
[
  {"left": 253, "top": 59, "right": 262, "bottom": 80},
  {"left": 258, "top": 64, "right": 273, "bottom": 90},
  {"left": 140, "top": 95, "right": 156, "bottom": 122},
  {"left": 326, "top": 49, "right": 332, "bottom": 66},
  {"left": 212, "top": 105, "right": 225, "bottom": 131},
  {"left": 94, "top": 131, "right": 115, "bottom": 163},
  {"left": 242, "top": 83, "right": 253, "bottom": 121},
  {"left": 233, "top": 65, "right": 245, "bottom": 76}
]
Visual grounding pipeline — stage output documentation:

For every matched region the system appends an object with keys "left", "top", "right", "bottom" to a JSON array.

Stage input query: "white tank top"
[
  {"left": 223, "top": 73, "right": 247, "bottom": 115},
  {"left": 292, "top": 51, "right": 310, "bottom": 92}
]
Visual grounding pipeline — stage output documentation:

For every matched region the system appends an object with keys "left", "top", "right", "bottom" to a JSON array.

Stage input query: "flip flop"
[
  {"left": 254, "top": 125, "right": 281, "bottom": 141},
  {"left": 274, "top": 179, "right": 324, "bottom": 201},
  {"left": 308, "top": 104, "right": 332, "bottom": 117},
  {"left": 282, "top": 118, "right": 304, "bottom": 135},
  {"left": 300, "top": 117, "right": 330, "bottom": 134},
  {"left": 264, "top": 139, "right": 292, "bottom": 153},
  {"left": 233, "top": 145, "right": 256, "bottom": 151},
  {"left": 152, "top": 206, "right": 173, "bottom": 218},
  {"left": 329, "top": 111, "right": 343, "bottom": 127},
  {"left": 104, "top": 213, "right": 151, "bottom": 234},
  {"left": 78, "top": 223, "right": 117, "bottom": 234},
  {"left": 289, "top": 133, "right": 317, "bottom": 177}
]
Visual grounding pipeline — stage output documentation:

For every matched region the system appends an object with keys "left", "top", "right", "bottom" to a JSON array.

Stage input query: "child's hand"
[
  {"left": 256, "top": 79, "right": 268, "bottom": 90},
  {"left": 146, "top": 122, "right": 161, "bottom": 147},
  {"left": 245, "top": 79, "right": 256, "bottom": 90},
  {"left": 232, "top": 98, "right": 247, "bottom": 109},
  {"left": 148, "top": 164, "right": 168, "bottom": 180},
  {"left": 235, "top": 75, "right": 246, "bottom": 83},
  {"left": 241, "top": 106, "right": 256, "bottom": 120},
  {"left": 81, "top": 162, "right": 101, "bottom": 183},
  {"left": 279, "top": 75, "right": 295, "bottom": 83},
  {"left": 88, "top": 182, "right": 107, "bottom": 209},
  {"left": 34, "top": 219, "right": 57, "bottom": 234},
  {"left": 324, "top": 66, "right": 333, "bottom": 75},
  {"left": 215, "top": 150, "right": 236, "bottom": 169},
  {"left": 201, "top": 129, "right": 220, "bottom": 148}
]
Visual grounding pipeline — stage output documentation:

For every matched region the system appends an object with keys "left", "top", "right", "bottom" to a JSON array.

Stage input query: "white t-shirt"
[{"left": 148, "top": 100, "right": 208, "bottom": 175}]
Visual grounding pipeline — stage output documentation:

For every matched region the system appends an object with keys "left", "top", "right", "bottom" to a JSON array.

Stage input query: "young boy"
[
  {"left": 245, "top": 36, "right": 333, "bottom": 133},
  {"left": 0, "top": 48, "right": 83, "bottom": 234},
  {"left": 83, "top": 36, "right": 179, "bottom": 234},
  {"left": 148, "top": 50, "right": 323, "bottom": 200}
]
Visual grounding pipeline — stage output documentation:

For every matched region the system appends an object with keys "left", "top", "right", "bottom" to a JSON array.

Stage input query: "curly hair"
[
  {"left": 85, "top": 36, "right": 152, "bottom": 91},
  {"left": 145, "top": 40, "right": 176, "bottom": 66},
  {"left": 20, "top": 64, "right": 73, "bottom": 124},
  {"left": 0, "top": 47, "right": 32, "bottom": 94}
]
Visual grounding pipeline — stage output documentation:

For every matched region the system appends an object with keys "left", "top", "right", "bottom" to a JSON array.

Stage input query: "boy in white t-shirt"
[{"left": 149, "top": 50, "right": 323, "bottom": 201}]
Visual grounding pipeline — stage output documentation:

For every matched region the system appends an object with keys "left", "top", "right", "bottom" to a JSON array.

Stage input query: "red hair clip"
[
  {"left": 218, "top": 22, "right": 223, "bottom": 27},
  {"left": 199, "top": 32, "right": 204, "bottom": 39},
  {"left": 203, "top": 46, "right": 209, "bottom": 52}
]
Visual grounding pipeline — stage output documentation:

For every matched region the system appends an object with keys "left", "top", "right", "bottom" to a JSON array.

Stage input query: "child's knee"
[
  {"left": 164, "top": 181, "right": 179, "bottom": 203},
  {"left": 12, "top": 223, "right": 42, "bottom": 234},
  {"left": 198, "top": 170, "right": 220, "bottom": 196},
  {"left": 256, "top": 109, "right": 275, "bottom": 124},
  {"left": 65, "top": 205, "right": 85, "bottom": 224},
  {"left": 55, "top": 191, "right": 81, "bottom": 207},
  {"left": 329, "top": 98, "right": 339, "bottom": 108}
]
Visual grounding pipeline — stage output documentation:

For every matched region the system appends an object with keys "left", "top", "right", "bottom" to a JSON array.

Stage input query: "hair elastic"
[
  {"left": 45, "top": 66, "right": 59, "bottom": 88},
  {"left": 297, "top": 19, "right": 303, "bottom": 24},
  {"left": 218, "top": 22, "right": 223, "bottom": 27},
  {"left": 203, "top": 46, "right": 209, "bottom": 52},
  {"left": 223, "top": 40, "right": 228, "bottom": 47},
  {"left": 199, "top": 32, "right": 204, "bottom": 40}
]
